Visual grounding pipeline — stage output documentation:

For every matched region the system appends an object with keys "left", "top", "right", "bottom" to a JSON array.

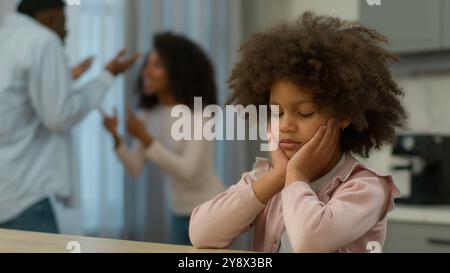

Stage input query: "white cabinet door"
[
  {"left": 442, "top": 0, "right": 450, "bottom": 48},
  {"left": 385, "top": 222, "right": 450, "bottom": 253},
  {"left": 360, "top": 0, "right": 442, "bottom": 53}
]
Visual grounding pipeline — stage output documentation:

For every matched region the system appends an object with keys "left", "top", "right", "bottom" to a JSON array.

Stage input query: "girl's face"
[
  {"left": 269, "top": 80, "right": 349, "bottom": 159},
  {"left": 142, "top": 50, "right": 170, "bottom": 95}
]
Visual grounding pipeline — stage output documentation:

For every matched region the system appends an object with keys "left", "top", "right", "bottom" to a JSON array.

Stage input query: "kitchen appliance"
[{"left": 391, "top": 134, "right": 450, "bottom": 204}]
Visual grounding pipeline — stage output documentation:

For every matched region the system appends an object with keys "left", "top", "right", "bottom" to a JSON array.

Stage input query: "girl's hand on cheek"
[
  {"left": 268, "top": 132, "right": 289, "bottom": 174},
  {"left": 251, "top": 132, "right": 289, "bottom": 204},
  {"left": 285, "top": 118, "right": 340, "bottom": 187}
]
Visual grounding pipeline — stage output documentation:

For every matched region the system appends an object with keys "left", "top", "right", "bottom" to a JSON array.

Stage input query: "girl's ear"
[{"left": 339, "top": 117, "right": 352, "bottom": 130}]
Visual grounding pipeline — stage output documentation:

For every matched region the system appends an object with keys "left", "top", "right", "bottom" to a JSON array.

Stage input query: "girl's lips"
[{"left": 279, "top": 140, "right": 301, "bottom": 150}]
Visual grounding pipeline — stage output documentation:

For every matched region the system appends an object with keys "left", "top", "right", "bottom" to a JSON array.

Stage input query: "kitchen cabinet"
[
  {"left": 385, "top": 222, "right": 450, "bottom": 253},
  {"left": 385, "top": 205, "right": 450, "bottom": 252},
  {"left": 443, "top": 0, "right": 450, "bottom": 48},
  {"left": 360, "top": 0, "right": 445, "bottom": 54}
]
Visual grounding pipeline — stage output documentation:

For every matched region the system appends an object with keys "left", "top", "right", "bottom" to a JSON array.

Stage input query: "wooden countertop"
[{"left": 0, "top": 228, "right": 250, "bottom": 253}]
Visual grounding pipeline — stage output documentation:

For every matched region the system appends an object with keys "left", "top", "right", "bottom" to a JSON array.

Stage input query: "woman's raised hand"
[
  {"left": 100, "top": 107, "right": 122, "bottom": 148},
  {"left": 126, "top": 106, "right": 153, "bottom": 148}
]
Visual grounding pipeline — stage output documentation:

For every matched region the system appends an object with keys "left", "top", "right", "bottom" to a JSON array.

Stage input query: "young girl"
[
  {"left": 189, "top": 12, "right": 407, "bottom": 253},
  {"left": 102, "top": 32, "right": 224, "bottom": 245}
]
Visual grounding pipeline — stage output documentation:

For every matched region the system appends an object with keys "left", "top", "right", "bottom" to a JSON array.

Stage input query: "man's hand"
[
  {"left": 106, "top": 49, "right": 140, "bottom": 76},
  {"left": 285, "top": 118, "right": 341, "bottom": 186},
  {"left": 71, "top": 57, "right": 94, "bottom": 80}
]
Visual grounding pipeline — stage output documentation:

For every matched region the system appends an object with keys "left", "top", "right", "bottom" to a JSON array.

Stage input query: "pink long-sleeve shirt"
[{"left": 189, "top": 153, "right": 401, "bottom": 253}]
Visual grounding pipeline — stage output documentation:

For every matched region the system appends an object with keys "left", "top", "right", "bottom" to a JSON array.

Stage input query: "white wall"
[{"left": 0, "top": 0, "right": 17, "bottom": 25}]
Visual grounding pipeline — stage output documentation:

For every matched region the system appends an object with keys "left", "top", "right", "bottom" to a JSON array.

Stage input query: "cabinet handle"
[{"left": 427, "top": 238, "right": 450, "bottom": 246}]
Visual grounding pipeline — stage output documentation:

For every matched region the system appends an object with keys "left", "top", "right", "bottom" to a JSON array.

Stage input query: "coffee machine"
[{"left": 391, "top": 134, "right": 450, "bottom": 204}]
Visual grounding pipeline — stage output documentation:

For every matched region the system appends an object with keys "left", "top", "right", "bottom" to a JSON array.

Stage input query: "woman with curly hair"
[
  {"left": 102, "top": 32, "right": 224, "bottom": 245},
  {"left": 189, "top": 12, "right": 407, "bottom": 252}
]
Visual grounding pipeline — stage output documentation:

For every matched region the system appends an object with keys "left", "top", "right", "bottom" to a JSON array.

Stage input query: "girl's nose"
[{"left": 279, "top": 113, "right": 296, "bottom": 133}]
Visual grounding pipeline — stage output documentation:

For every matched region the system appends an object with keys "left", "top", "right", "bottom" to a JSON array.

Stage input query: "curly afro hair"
[
  {"left": 137, "top": 32, "right": 217, "bottom": 109},
  {"left": 227, "top": 12, "right": 408, "bottom": 158}
]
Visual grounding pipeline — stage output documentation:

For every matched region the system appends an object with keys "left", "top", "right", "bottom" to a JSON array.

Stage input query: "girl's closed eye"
[
  {"left": 270, "top": 111, "right": 314, "bottom": 118},
  {"left": 297, "top": 111, "right": 314, "bottom": 118}
]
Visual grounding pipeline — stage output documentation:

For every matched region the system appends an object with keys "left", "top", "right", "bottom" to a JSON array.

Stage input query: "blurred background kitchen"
[{"left": 1, "top": 0, "right": 450, "bottom": 252}]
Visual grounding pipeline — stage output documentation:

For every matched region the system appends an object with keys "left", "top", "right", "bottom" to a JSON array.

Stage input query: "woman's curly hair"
[
  {"left": 227, "top": 12, "right": 408, "bottom": 158},
  {"left": 137, "top": 32, "right": 217, "bottom": 109}
]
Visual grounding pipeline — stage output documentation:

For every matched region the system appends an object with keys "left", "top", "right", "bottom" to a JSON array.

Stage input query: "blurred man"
[{"left": 0, "top": 0, "right": 139, "bottom": 233}]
